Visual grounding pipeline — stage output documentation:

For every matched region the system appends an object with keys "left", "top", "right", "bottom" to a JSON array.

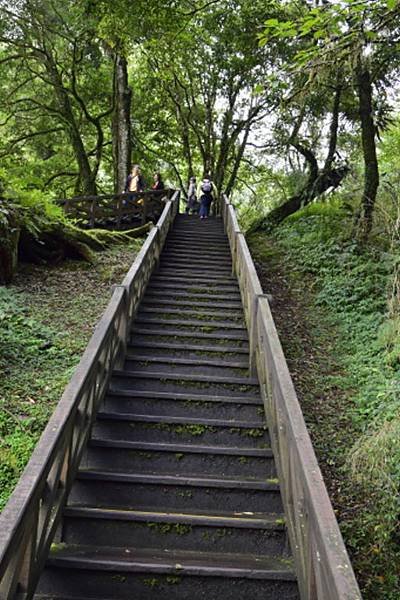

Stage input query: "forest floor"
[
  {"left": 0, "top": 239, "right": 143, "bottom": 511},
  {"left": 247, "top": 205, "right": 400, "bottom": 600}
]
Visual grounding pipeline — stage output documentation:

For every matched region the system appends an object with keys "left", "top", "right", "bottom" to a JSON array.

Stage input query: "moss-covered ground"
[
  {"left": 247, "top": 202, "right": 400, "bottom": 599},
  {"left": 0, "top": 239, "right": 143, "bottom": 511}
]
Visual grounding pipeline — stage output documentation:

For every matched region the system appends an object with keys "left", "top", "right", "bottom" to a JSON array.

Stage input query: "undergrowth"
[
  {"left": 247, "top": 200, "right": 400, "bottom": 599},
  {"left": 0, "top": 239, "right": 143, "bottom": 511}
]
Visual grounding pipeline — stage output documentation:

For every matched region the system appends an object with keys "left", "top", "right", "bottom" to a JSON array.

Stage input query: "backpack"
[{"left": 201, "top": 180, "right": 212, "bottom": 193}]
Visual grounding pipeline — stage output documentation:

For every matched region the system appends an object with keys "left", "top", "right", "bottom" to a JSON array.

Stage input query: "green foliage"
[
  {"left": 248, "top": 199, "right": 400, "bottom": 598},
  {"left": 0, "top": 239, "right": 142, "bottom": 511}
]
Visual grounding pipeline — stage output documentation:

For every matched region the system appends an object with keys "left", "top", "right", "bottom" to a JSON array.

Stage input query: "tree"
[
  {"left": 132, "top": 0, "right": 276, "bottom": 193},
  {"left": 0, "top": 0, "right": 115, "bottom": 195},
  {"left": 259, "top": 0, "right": 400, "bottom": 237}
]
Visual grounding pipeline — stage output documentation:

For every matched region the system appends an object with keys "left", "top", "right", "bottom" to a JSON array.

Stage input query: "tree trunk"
[
  {"left": 0, "top": 226, "right": 20, "bottom": 284},
  {"left": 250, "top": 86, "right": 347, "bottom": 232},
  {"left": 112, "top": 53, "right": 132, "bottom": 194},
  {"left": 44, "top": 55, "right": 97, "bottom": 196},
  {"left": 354, "top": 58, "right": 379, "bottom": 241},
  {"left": 225, "top": 121, "right": 251, "bottom": 197},
  {"left": 249, "top": 165, "right": 349, "bottom": 232}
]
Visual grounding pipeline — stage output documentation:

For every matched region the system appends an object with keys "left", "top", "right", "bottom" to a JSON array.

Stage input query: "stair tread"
[
  {"left": 151, "top": 274, "right": 234, "bottom": 283},
  {"left": 147, "top": 283, "right": 238, "bottom": 292},
  {"left": 107, "top": 389, "right": 262, "bottom": 404},
  {"left": 127, "top": 340, "right": 248, "bottom": 353},
  {"left": 141, "top": 298, "right": 242, "bottom": 309},
  {"left": 134, "top": 317, "right": 245, "bottom": 330},
  {"left": 96, "top": 412, "right": 264, "bottom": 428},
  {"left": 63, "top": 506, "right": 284, "bottom": 529},
  {"left": 159, "top": 256, "right": 232, "bottom": 262},
  {"left": 76, "top": 470, "right": 279, "bottom": 490},
  {"left": 126, "top": 354, "right": 248, "bottom": 368},
  {"left": 89, "top": 439, "right": 271, "bottom": 456},
  {"left": 46, "top": 544, "right": 295, "bottom": 579},
  {"left": 139, "top": 306, "right": 242, "bottom": 316},
  {"left": 142, "top": 291, "right": 242, "bottom": 301},
  {"left": 131, "top": 328, "right": 248, "bottom": 341},
  {"left": 112, "top": 369, "right": 258, "bottom": 385}
]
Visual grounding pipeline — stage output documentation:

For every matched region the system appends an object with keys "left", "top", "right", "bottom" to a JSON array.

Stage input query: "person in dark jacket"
[{"left": 152, "top": 172, "right": 165, "bottom": 190}]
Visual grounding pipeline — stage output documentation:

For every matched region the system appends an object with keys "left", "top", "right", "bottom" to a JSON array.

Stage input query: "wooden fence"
[
  {"left": 57, "top": 189, "right": 175, "bottom": 228},
  {"left": 0, "top": 191, "right": 180, "bottom": 600},
  {"left": 220, "top": 194, "right": 362, "bottom": 600}
]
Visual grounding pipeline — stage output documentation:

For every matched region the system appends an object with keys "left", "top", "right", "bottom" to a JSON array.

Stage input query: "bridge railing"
[
  {"left": 0, "top": 191, "right": 180, "bottom": 600},
  {"left": 57, "top": 189, "right": 175, "bottom": 228},
  {"left": 220, "top": 194, "right": 361, "bottom": 600}
]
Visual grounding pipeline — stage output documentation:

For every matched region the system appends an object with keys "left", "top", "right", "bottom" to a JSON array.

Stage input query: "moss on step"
[{"left": 146, "top": 522, "right": 192, "bottom": 535}]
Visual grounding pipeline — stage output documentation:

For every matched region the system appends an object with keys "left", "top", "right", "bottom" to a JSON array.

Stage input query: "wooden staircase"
[{"left": 35, "top": 214, "right": 300, "bottom": 599}]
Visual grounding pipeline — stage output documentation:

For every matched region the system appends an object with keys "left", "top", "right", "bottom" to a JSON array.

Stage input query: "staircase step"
[
  {"left": 170, "top": 236, "right": 227, "bottom": 241},
  {"left": 126, "top": 354, "right": 248, "bottom": 369},
  {"left": 134, "top": 316, "right": 245, "bottom": 330},
  {"left": 103, "top": 391, "right": 263, "bottom": 421},
  {"left": 147, "top": 281, "right": 238, "bottom": 292},
  {"left": 141, "top": 295, "right": 242, "bottom": 309},
  {"left": 123, "top": 360, "right": 248, "bottom": 379},
  {"left": 131, "top": 326, "right": 247, "bottom": 342},
  {"left": 141, "top": 290, "right": 242, "bottom": 302},
  {"left": 163, "top": 247, "right": 232, "bottom": 259},
  {"left": 96, "top": 412, "right": 264, "bottom": 428},
  {"left": 127, "top": 340, "right": 248, "bottom": 355},
  {"left": 141, "top": 297, "right": 242, "bottom": 310},
  {"left": 151, "top": 273, "right": 235, "bottom": 285},
  {"left": 112, "top": 370, "right": 257, "bottom": 385},
  {"left": 92, "top": 413, "right": 268, "bottom": 448},
  {"left": 138, "top": 306, "right": 244, "bottom": 320},
  {"left": 110, "top": 370, "right": 258, "bottom": 399},
  {"left": 62, "top": 506, "right": 287, "bottom": 555},
  {"left": 39, "top": 546, "right": 298, "bottom": 600},
  {"left": 159, "top": 256, "right": 232, "bottom": 266},
  {"left": 161, "top": 253, "right": 231, "bottom": 261},
  {"left": 167, "top": 233, "right": 229, "bottom": 241},
  {"left": 70, "top": 471, "right": 283, "bottom": 513},
  {"left": 163, "top": 250, "right": 231, "bottom": 259},
  {"left": 84, "top": 439, "right": 275, "bottom": 478},
  {"left": 105, "top": 389, "right": 261, "bottom": 404},
  {"left": 131, "top": 325, "right": 247, "bottom": 343},
  {"left": 158, "top": 263, "right": 232, "bottom": 275}
]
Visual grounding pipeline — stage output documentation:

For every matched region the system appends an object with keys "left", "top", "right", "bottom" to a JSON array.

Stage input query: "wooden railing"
[
  {"left": 0, "top": 190, "right": 180, "bottom": 600},
  {"left": 220, "top": 194, "right": 362, "bottom": 600},
  {"left": 57, "top": 189, "right": 175, "bottom": 228}
]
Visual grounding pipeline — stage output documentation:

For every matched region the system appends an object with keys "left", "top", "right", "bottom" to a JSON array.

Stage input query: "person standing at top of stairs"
[{"left": 197, "top": 174, "right": 217, "bottom": 219}]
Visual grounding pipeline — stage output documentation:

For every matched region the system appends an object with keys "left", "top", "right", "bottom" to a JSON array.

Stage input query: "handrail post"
[
  {"left": 249, "top": 293, "right": 271, "bottom": 376},
  {"left": 112, "top": 285, "right": 129, "bottom": 369}
]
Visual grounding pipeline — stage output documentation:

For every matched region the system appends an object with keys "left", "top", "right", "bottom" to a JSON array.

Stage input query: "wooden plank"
[{"left": 55, "top": 189, "right": 175, "bottom": 229}]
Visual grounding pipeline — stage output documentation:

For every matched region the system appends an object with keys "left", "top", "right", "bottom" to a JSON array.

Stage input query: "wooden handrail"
[
  {"left": 56, "top": 189, "right": 176, "bottom": 229},
  {"left": 55, "top": 189, "right": 174, "bottom": 205},
  {"left": 0, "top": 190, "right": 180, "bottom": 600},
  {"left": 219, "top": 193, "right": 361, "bottom": 600}
]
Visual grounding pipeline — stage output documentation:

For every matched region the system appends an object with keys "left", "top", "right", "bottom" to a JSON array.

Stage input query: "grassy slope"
[
  {"left": 247, "top": 204, "right": 400, "bottom": 600},
  {"left": 0, "top": 240, "right": 143, "bottom": 511}
]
